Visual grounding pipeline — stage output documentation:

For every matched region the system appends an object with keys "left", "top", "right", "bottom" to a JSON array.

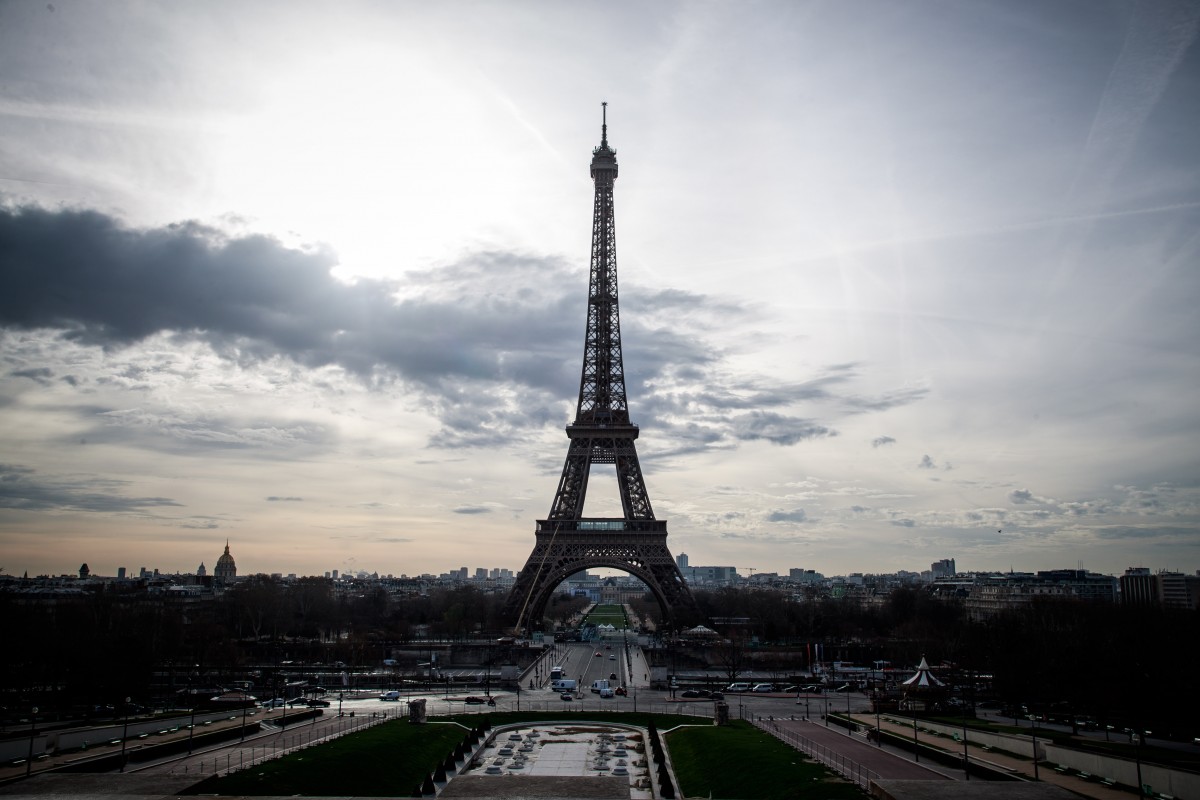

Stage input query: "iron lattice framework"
[{"left": 505, "top": 105, "right": 697, "bottom": 632}]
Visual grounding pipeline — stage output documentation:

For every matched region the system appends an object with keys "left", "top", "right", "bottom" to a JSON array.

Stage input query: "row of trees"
[{"left": 2, "top": 579, "right": 1196, "bottom": 738}]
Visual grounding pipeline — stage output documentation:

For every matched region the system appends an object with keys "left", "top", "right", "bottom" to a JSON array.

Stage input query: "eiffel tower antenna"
[{"left": 505, "top": 106, "right": 697, "bottom": 634}]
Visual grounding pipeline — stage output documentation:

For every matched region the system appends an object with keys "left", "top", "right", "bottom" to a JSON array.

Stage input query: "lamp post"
[
  {"left": 875, "top": 692, "right": 882, "bottom": 747},
  {"left": 119, "top": 696, "right": 132, "bottom": 772},
  {"left": 1030, "top": 716, "right": 1039, "bottom": 781},
  {"left": 240, "top": 699, "right": 249, "bottom": 742},
  {"left": 25, "top": 707, "right": 38, "bottom": 778},
  {"left": 187, "top": 702, "right": 197, "bottom": 755},
  {"left": 911, "top": 707, "right": 920, "bottom": 762}
]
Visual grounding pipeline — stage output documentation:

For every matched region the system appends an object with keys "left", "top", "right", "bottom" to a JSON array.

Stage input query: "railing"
[
  {"left": 748, "top": 715, "right": 881, "bottom": 790},
  {"left": 169, "top": 710, "right": 394, "bottom": 778}
]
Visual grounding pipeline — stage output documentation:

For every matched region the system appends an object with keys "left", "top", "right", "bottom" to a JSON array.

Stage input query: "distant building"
[
  {"left": 1156, "top": 571, "right": 1200, "bottom": 610},
  {"left": 196, "top": 562, "right": 207, "bottom": 577},
  {"left": 931, "top": 558, "right": 956, "bottom": 578},
  {"left": 117, "top": 567, "right": 126, "bottom": 579},
  {"left": 677, "top": 553, "right": 689, "bottom": 570},
  {"left": 214, "top": 540, "right": 237, "bottom": 582},
  {"left": 1119, "top": 567, "right": 1157, "bottom": 606},
  {"left": 79, "top": 563, "right": 89, "bottom": 579}
]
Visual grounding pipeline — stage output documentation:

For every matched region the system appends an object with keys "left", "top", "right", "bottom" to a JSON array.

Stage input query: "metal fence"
[
  {"left": 169, "top": 710, "right": 394, "bottom": 777},
  {"left": 749, "top": 717, "right": 881, "bottom": 790}
]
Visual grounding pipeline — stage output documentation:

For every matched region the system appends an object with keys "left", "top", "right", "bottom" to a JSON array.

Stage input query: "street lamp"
[
  {"left": 119, "top": 697, "right": 132, "bottom": 772},
  {"left": 187, "top": 702, "right": 197, "bottom": 755},
  {"left": 911, "top": 706, "right": 920, "bottom": 762},
  {"left": 25, "top": 706, "right": 38, "bottom": 778}
]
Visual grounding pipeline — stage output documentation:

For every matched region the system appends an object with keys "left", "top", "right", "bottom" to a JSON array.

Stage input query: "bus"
[{"left": 550, "top": 665, "right": 565, "bottom": 682}]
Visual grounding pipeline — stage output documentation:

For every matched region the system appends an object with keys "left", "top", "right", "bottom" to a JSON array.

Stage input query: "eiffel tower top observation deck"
[{"left": 504, "top": 105, "right": 697, "bottom": 631}]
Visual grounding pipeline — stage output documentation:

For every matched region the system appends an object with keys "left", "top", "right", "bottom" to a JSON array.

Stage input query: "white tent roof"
[{"left": 901, "top": 656, "right": 945, "bottom": 690}]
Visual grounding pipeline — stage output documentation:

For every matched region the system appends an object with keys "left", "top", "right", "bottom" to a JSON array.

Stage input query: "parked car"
[
  {"left": 464, "top": 697, "right": 486, "bottom": 705},
  {"left": 681, "top": 690, "right": 701, "bottom": 698},
  {"left": 261, "top": 698, "right": 286, "bottom": 708},
  {"left": 752, "top": 684, "right": 775, "bottom": 693},
  {"left": 560, "top": 693, "right": 574, "bottom": 701},
  {"left": 710, "top": 692, "right": 724, "bottom": 700},
  {"left": 306, "top": 699, "right": 331, "bottom": 708}
]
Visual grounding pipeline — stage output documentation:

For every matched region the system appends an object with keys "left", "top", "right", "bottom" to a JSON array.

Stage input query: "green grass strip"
[
  {"left": 667, "top": 720, "right": 865, "bottom": 799},
  {"left": 182, "top": 720, "right": 464, "bottom": 796}
]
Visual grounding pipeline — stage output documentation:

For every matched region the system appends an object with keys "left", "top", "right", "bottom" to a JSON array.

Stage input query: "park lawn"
[
  {"left": 667, "top": 720, "right": 865, "bottom": 799},
  {"left": 584, "top": 603, "right": 628, "bottom": 627},
  {"left": 183, "top": 719, "right": 465, "bottom": 796}
]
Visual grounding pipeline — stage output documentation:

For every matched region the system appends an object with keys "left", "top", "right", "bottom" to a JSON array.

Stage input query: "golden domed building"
[{"left": 214, "top": 540, "right": 237, "bottom": 583}]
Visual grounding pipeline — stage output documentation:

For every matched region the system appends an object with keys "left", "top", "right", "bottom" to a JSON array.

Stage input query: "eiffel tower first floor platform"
[{"left": 503, "top": 518, "right": 699, "bottom": 633}]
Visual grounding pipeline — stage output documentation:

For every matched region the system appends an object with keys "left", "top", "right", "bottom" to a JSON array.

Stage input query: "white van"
[
  {"left": 591, "top": 679, "right": 610, "bottom": 694},
  {"left": 551, "top": 679, "right": 577, "bottom": 692},
  {"left": 379, "top": 691, "right": 401, "bottom": 701},
  {"left": 752, "top": 683, "right": 775, "bottom": 693},
  {"left": 725, "top": 683, "right": 752, "bottom": 693}
]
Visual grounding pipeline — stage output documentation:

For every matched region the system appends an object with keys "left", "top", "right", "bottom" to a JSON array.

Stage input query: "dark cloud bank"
[{"left": 1, "top": 205, "right": 921, "bottom": 452}]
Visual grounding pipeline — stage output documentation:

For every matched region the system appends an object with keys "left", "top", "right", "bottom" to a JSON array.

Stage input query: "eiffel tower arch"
[{"left": 504, "top": 105, "right": 698, "bottom": 633}]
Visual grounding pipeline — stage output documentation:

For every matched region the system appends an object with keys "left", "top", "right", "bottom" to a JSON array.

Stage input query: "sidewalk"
[{"left": 853, "top": 713, "right": 1137, "bottom": 800}]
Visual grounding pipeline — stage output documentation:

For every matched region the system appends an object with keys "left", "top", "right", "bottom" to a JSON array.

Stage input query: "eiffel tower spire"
[{"left": 504, "top": 106, "right": 697, "bottom": 632}]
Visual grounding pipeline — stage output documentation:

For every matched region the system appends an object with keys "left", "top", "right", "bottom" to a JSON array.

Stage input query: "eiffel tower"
[{"left": 505, "top": 105, "right": 697, "bottom": 633}]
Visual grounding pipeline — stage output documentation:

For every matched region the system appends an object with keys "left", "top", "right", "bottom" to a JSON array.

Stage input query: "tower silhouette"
[{"left": 504, "top": 105, "right": 697, "bottom": 632}]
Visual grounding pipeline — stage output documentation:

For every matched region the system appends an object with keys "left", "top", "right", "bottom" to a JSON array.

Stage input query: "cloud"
[
  {"left": 0, "top": 462, "right": 181, "bottom": 512},
  {"left": 266, "top": 496, "right": 303, "bottom": 502},
  {"left": 729, "top": 412, "right": 835, "bottom": 446},
  {"left": 872, "top": 436, "right": 896, "bottom": 448},
  {"left": 10, "top": 367, "right": 53, "bottom": 384},
  {"left": 452, "top": 505, "right": 492, "bottom": 515},
  {"left": 0, "top": 205, "right": 928, "bottom": 457},
  {"left": 767, "top": 508, "right": 808, "bottom": 523},
  {"left": 891, "top": 518, "right": 917, "bottom": 527},
  {"left": 1009, "top": 488, "right": 1035, "bottom": 503},
  {"left": 918, "top": 455, "right": 936, "bottom": 469}
]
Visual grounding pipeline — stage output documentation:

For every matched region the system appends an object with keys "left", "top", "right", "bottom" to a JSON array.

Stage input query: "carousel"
[{"left": 899, "top": 656, "right": 947, "bottom": 711}]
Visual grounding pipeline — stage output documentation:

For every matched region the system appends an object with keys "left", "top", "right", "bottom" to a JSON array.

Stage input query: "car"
[
  {"left": 605, "top": 644, "right": 612, "bottom": 650},
  {"left": 286, "top": 697, "right": 307, "bottom": 706},
  {"left": 306, "top": 699, "right": 331, "bottom": 708},
  {"left": 595, "top": 651, "right": 602, "bottom": 657},
  {"left": 560, "top": 693, "right": 574, "bottom": 701},
  {"left": 609, "top": 654, "right": 616, "bottom": 660},
  {"left": 782, "top": 686, "right": 799, "bottom": 693},
  {"left": 609, "top": 672, "right": 618, "bottom": 680},
  {"left": 261, "top": 698, "right": 286, "bottom": 708},
  {"left": 680, "top": 690, "right": 701, "bottom": 698},
  {"left": 599, "top": 687, "right": 614, "bottom": 698},
  {"left": 464, "top": 696, "right": 486, "bottom": 705},
  {"left": 615, "top": 687, "right": 627, "bottom": 696},
  {"left": 752, "top": 684, "right": 774, "bottom": 693},
  {"left": 709, "top": 692, "right": 724, "bottom": 700},
  {"left": 725, "top": 683, "right": 751, "bottom": 693}
]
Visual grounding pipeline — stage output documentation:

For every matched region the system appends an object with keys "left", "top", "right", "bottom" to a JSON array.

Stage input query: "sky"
[{"left": 1, "top": 0, "right": 1198, "bottom": 582}]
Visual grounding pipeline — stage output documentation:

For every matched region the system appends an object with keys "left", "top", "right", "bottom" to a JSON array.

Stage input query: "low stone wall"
[{"left": 1043, "top": 743, "right": 1200, "bottom": 799}]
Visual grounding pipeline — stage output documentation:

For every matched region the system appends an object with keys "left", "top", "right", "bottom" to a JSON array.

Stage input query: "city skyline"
[{"left": 2, "top": 2, "right": 1199, "bottom": 580}]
